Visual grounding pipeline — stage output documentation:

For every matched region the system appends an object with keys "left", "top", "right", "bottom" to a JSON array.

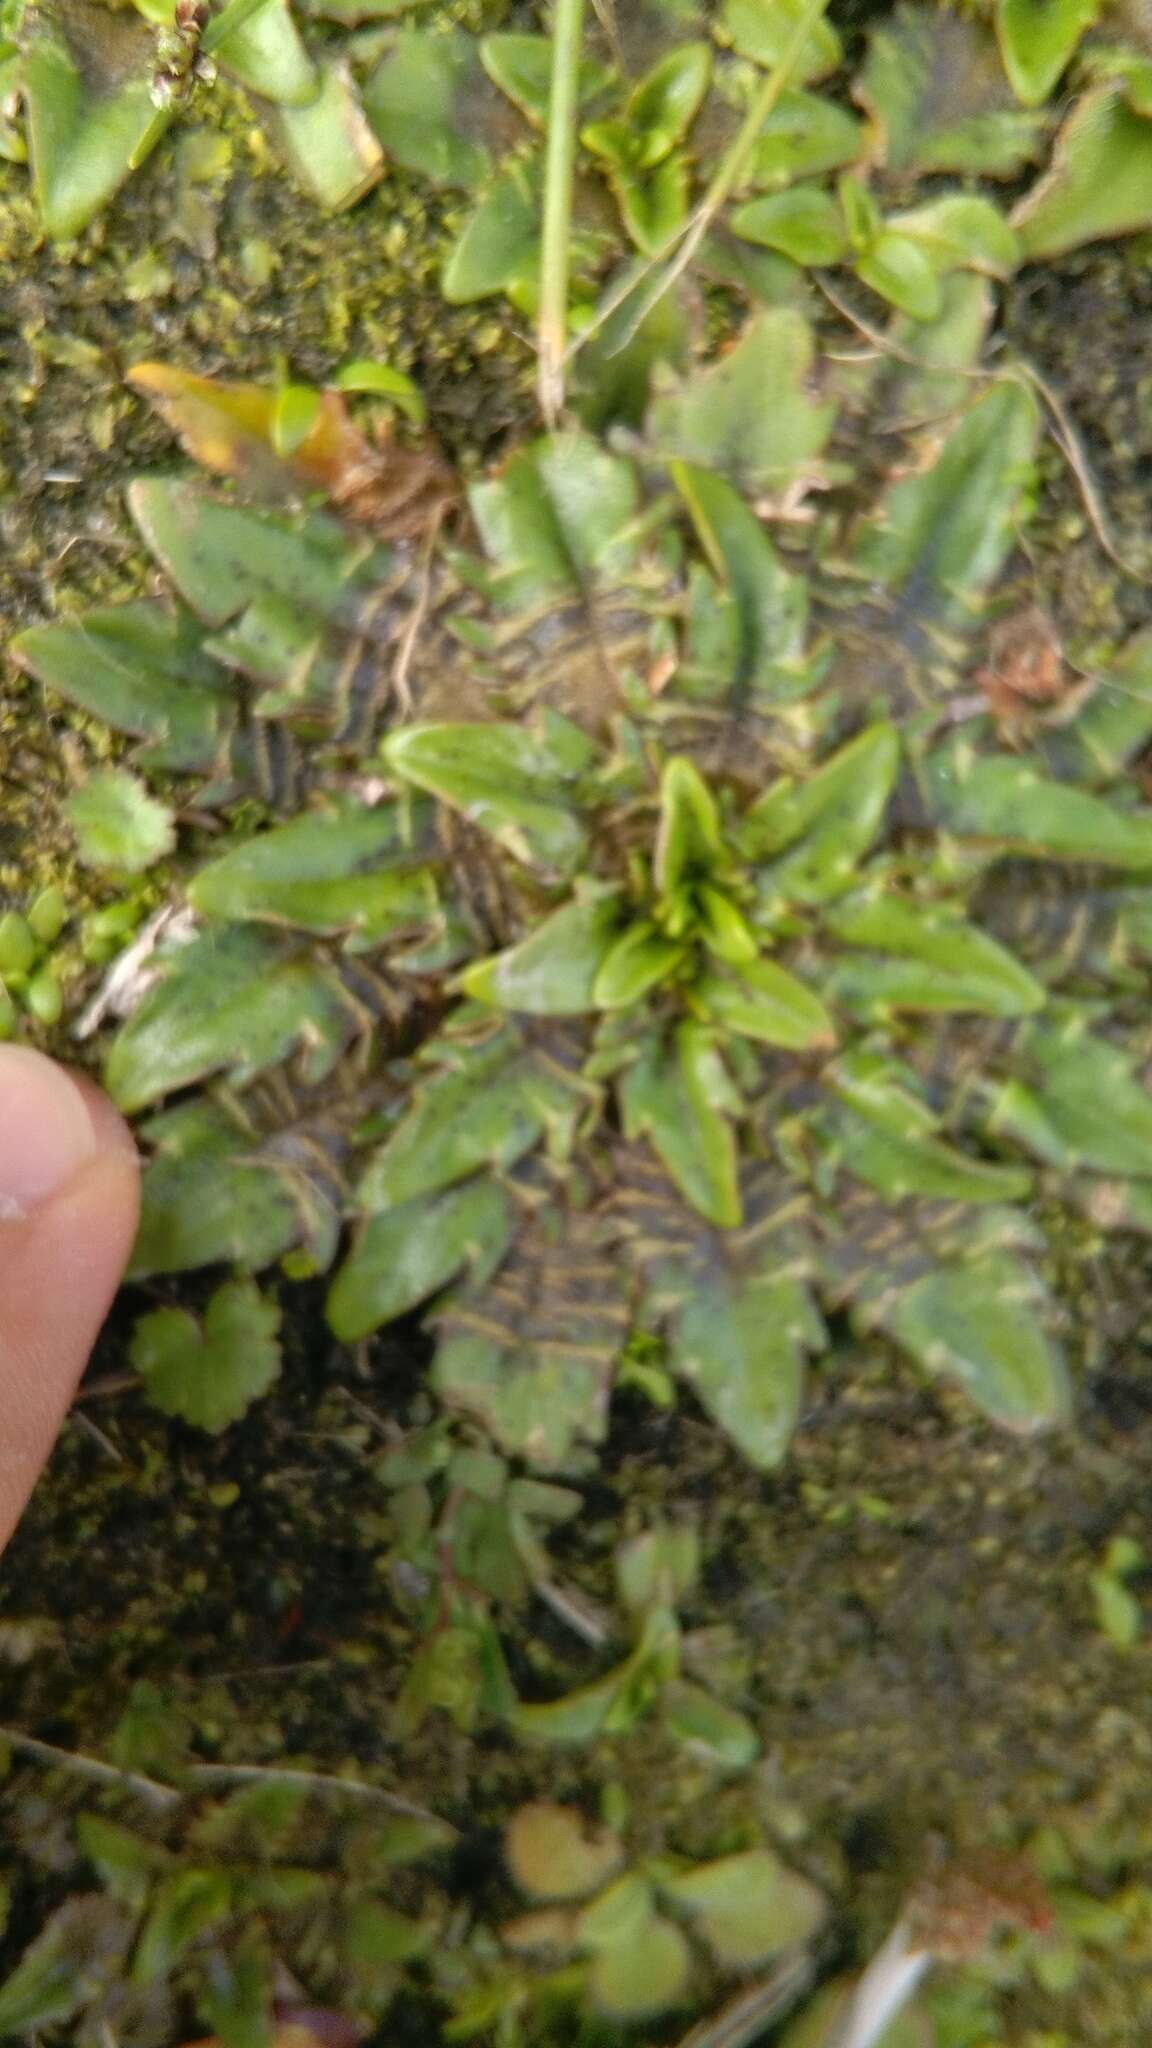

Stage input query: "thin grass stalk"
[
  {"left": 568, "top": 0, "right": 831, "bottom": 364},
  {"left": 539, "top": 0, "right": 586, "bottom": 423}
]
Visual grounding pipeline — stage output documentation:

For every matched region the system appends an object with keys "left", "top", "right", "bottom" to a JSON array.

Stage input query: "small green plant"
[
  {"left": 0, "top": 888, "right": 69, "bottom": 1034},
  {"left": 1088, "top": 1535, "right": 1145, "bottom": 1649},
  {"left": 0, "top": 885, "right": 152, "bottom": 1039},
  {"left": 129, "top": 1276, "right": 283, "bottom": 1431},
  {"left": 3, "top": 0, "right": 382, "bottom": 239},
  {"left": 451, "top": 1798, "right": 826, "bottom": 2031},
  {"left": 0, "top": 1747, "right": 452, "bottom": 2043},
  {"left": 15, "top": 312, "right": 1152, "bottom": 1466},
  {"left": 63, "top": 768, "right": 176, "bottom": 876}
]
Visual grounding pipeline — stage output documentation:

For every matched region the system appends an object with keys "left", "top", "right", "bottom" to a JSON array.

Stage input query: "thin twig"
[
  {"left": 1017, "top": 354, "right": 1152, "bottom": 586},
  {"left": 392, "top": 505, "right": 445, "bottom": 717},
  {"left": 67, "top": 1409, "right": 124, "bottom": 1463},
  {"left": 185, "top": 1761, "right": 448, "bottom": 1824},
  {"left": 0, "top": 1729, "right": 178, "bottom": 1811},
  {"left": 533, "top": 1575, "right": 613, "bottom": 1650},
  {"left": 539, "top": 0, "right": 586, "bottom": 423},
  {"left": 813, "top": 273, "right": 1152, "bottom": 588},
  {"left": 568, "top": 0, "right": 831, "bottom": 366},
  {"left": 671, "top": 1950, "right": 817, "bottom": 2048},
  {"left": 75, "top": 1372, "right": 139, "bottom": 1404}
]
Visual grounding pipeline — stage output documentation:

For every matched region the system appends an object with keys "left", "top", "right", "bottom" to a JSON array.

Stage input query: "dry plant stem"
[
  {"left": 539, "top": 0, "right": 586, "bottom": 423},
  {"left": 0, "top": 1732, "right": 446, "bottom": 1823},
  {"left": 671, "top": 1950, "right": 817, "bottom": 2048},
  {"left": 814, "top": 273, "right": 1151, "bottom": 588},
  {"left": 825, "top": 1920, "right": 931, "bottom": 2048},
  {"left": 0, "top": 1729, "right": 178, "bottom": 1811},
  {"left": 568, "top": 0, "right": 831, "bottom": 366},
  {"left": 185, "top": 1760, "right": 447, "bottom": 1822}
]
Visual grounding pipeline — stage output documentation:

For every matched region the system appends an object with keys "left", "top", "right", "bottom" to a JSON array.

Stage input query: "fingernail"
[{"left": 0, "top": 1046, "right": 99, "bottom": 1220}]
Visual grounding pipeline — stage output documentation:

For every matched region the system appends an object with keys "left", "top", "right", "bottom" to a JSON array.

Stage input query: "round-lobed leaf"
[{"left": 505, "top": 1803, "right": 626, "bottom": 1903}]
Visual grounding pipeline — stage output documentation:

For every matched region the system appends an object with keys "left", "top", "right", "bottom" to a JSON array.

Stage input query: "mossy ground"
[{"left": 4, "top": 10, "right": 1152, "bottom": 2042}]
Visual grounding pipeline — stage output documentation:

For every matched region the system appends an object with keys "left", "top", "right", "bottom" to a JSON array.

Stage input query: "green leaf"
[
  {"left": 132, "top": 1869, "right": 235, "bottom": 1983},
  {"left": 1013, "top": 87, "right": 1152, "bottom": 260},
  {"left": 358, "top": 1026, "right": 588, "bottom": 1209},
  {"left": 855, "top": 4, "right": 1047, "bottom": 177},
  {"left": 190, "top": 803, "right": 438, "bottom": 941},
  {"left": 623, "top": 42, "right": 712, "bottom": 168},
  {"left": 995, "top": 0, "right": 1098, "bottom": 106},
  {"left": 482, "top": 32, "right": 614, "bottom": 127},
  {"left": 0, "top": 911, "right": 35, "bottom": 977},
  {"left": 130, "top": 1108, "right": 317, "bottom": 1279},
  {"left": 873, "top": 1254, "right": 1071, "bottom": 1430},
  {"left": 593, "top": 921, "right": 686, "bottom": 1009},
  {"left": 128, "top": 477, "right": 382, "bottom": 629},
  {"left": 0, "top": 1898, "right": 129, "bottom": 2035},
  {"left": 922, "top": 742, "right": 1152, "bottom": 866},
  {"left": 334, "top": 358, "right": 427, "bottom": 423},
  {"left": 211, "top": 0, "right": 316, "bottom": 103},
  {"left": 838, "top": 170, "right": 882, "bottom": 249},
  {"left": 462, "top": 894, "right": 624, "bottom": 1014},
  {"left": 22, "top": 5, "right": 172, "bottom": 240},
  {"left": 265, "top": 60, "right": 386, "bottom": 209},
  {"left": 745, "top": 723, "right": 900, "bottom": 902},
  {"left": 270, "top": 381, "right": 322, "bottom": 456},
  {"left": 848, "top": 380, "right": 1040, "bottom": 629},
  {"left": 364, "top": 28, "right": 491, "bottom": 186},
  {"left": 673, "top": 461, "right": 809, "bottom": 698},
  {"left": 695, "top": 956, "right": 836, "bottom": 1049},
  {"left": 131, "top": 1279, "right": 282, "bottom": 1433},
  {"left": 10, "top": 601, "right": 228, "bottom": 774},
  {"left": 860, "top": 271, "right": 995, "bottom": 423},
  {"left": 620, "top": 1025, "right": 742, "bottom": 1228},
  {"left": 655, "top": 756, "right": 725, "bottom": 895},
  {"left": 512, "top": 1608, "right": 680, "bottom": 1744},
  {"left": 662, "top": 1848, "right": 826, "bottom": 1966},
  {"left": 884, "top": 193, "right": 1019, "bottom": 278},
  {"left": 441, "top": 159, "right": 540, "bottom": 303},
  {"left": 393, "top": 1600, "right": 515, "bottom": 1735},
  {"left": 990, "top": 1024, "right": 1152, "bottom": 1177},
  {"left": 28, "top": 886, "right": 68, "bottom": 945},
  {"left": 856, "top": 231, "right": 943, "bottom": 321},
  {"left": 327, "top": 1180, "right": 512, "bottom": 1339},
  {"left": 506, "top": 1802, "right": 626, "bottom": 1902},
  {"left": 616, "top": 1521, "right": 700, "bottom": 1616},
  {"left": 1041, "top": 627, "right": 1152, "bottom": 784},
  {"left": 340, "top": 1898, "right": 430, "bottom": 1976},
  {"left": 647, "top": 310, "right": 836, "bottom": 495},
  {"left": 1090, "top": 1564, "right": 1142, "bottom": 1648},
  {"left": 747, "top": 89, "right": 864, "bottom": 189},
  {"left": 433, "top": 1206, "right": 624, "bottom": 1463},
  {"left": 1077, "top": 43, "right": 1152, "bottom": 116},
  {"left": 62, "top": 767, "right": 175, "bottom": 873},
  {"left": 571, "top": 260, "right": 692, "bottom": 432},
  {"left": 588, "top": 1910, "right": 692, "bottom": 2019},
  {"left": 76, "top": 1817, "right": 168, "bottom": 1908},
  {"left": 831, "top": 1107, "right": 1034, "bottom": 1206},
  {"left": 382, "top": 722, "right": 589, "bottom": 875},
  {"left": 106, "top": 927, "right": 362, "bottom": 1112},
  {"left": 194, "top": 1931, "right": 275, "bottom": 2048},
  {"left": 823, "top": 896, "right": 1046, "bottom": 1016},
  {"left": 469, "top": 433, "right": 642, "bottom": 608},
  {"left": 660, "top": 1681, "right": 760, "bottom": 1767},
  {"left": 611, "top": 152, "right": 691, "bottom": 256},
  {"left": 722, "top": 0, "right": 841, "bottom": 86},
  {"left": 673, "top": 1272, "right": 816, "bottom": 1468},
  {"left": 730, "top": 182, "right": 848, "bottom": 265},
  {"left": 698, "top": 886, "right": 758, "bottom": 965}
]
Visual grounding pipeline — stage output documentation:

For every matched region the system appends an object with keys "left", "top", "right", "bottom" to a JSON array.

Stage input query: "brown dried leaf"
[{"left": 127, "top": 363, "right": 459, "bottom": 539}]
